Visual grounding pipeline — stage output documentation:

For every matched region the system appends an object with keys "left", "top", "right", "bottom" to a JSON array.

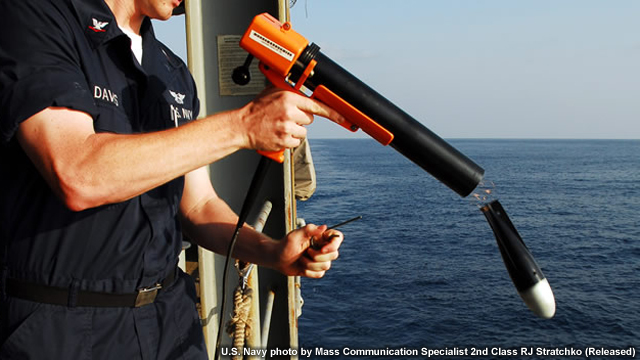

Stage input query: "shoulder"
[
  {"left": 154, "top": 38, "right": 199, "bottom": 101},
  {"left": 157, "top": 41, "right": 185, "bottom": 67},
  {"left": 144, "top": 21, "right": 194, "bottom": 87},
  {"left": 0, "top": 0, "right": 80, "bottom": 63},
  {"left": 156, "top": 40, "right": 194, "bottom": 87},
  {"left": 0, "top": 0, "right": 76, "bottom": 35},
  {"left": 0, "top": 0, "right": 103, "bottom": 144}
]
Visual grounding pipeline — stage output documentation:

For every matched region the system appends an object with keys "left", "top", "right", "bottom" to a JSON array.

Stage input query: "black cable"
[{"left": 214, "top": 156, "right": 271, "bottom": 360}]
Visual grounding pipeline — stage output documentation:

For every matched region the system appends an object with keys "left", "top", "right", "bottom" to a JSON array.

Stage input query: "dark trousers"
[{"left": 0, "top": 270, "right": 208, "bottom": 360}]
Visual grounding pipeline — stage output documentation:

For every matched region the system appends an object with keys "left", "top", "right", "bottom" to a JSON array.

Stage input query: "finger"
[
  {"left": 304, "top": 224, "right": 327, "bottom": 241},
  {"left": 301, "top": 97, "right": 346, "bottom": 126},
  {"left": 300, "top": 255, "right": 333, "bottom": 271},
  {"left": 280, "top": 134, "right": 302, "bottom": 150},
  {"left": 306, "top": 226, "right": 329, "bottom": 251},
  {"left": 306, "top": 240, "right": 340, "bottom": 263},
  {"left": 303, "top": 270, "right": 327, "bottom": 279},
  {"left": 310, "top": 230, "right": 343, "bottom": 253},
  {"left": 287, "top": 123, "right": 308, "bottom": 142},
  {"left": 323, "top": 230, "right": 343, "bottom": 243},
  {"left": 293, "top": 109, "right": 315, "bottom": 126},
  {"left": 313, "top": 254, "right": 339, "bottom": 267},
  {"left": 272, "top": 123, "right": 305, "bottom": 150},
  {"left": 269, "top": 88, "right": 344, "bottom": 126},
  {"left": 297, "top": 255, "right": 333, "bottom": 277}
]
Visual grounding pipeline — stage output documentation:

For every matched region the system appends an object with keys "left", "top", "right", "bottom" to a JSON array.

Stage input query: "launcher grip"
[
  {"left": 254, "top": 64, "right": 288, "bottom": 163},
  {"left": 257, "top": 149, "right": 285, "bottom": 163}
]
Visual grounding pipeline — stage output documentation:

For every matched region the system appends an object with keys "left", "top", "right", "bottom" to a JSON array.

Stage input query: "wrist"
[
  {"left": 232, "top": 103, "right": 255, "bottom": 150},
  {"left": 235, "top": 226, "right": 281, "bottom": 270},
  {"left": 258, "top": 235, "right": 281, "bottom": 270},
  {"left": 200, "top": 109, "right": 250, "bottom": 152}
]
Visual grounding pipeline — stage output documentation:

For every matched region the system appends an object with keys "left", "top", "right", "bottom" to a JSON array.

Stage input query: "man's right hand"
[{"left": 237, "top": 87, "right": 345, "bottom": 152}]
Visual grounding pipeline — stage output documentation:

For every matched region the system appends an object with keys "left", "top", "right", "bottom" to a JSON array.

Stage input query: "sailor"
[{"left": 0, "top": 0, "right": 344, "bottom": 358}]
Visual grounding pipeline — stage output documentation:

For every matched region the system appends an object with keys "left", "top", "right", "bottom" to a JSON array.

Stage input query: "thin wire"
[{"left": 214, "top": 157, "right": 271, "bottom": 360}]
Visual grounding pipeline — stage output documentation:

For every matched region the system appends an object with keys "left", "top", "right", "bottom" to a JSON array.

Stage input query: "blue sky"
[{"left": 154, "top": 1, "right": 640, "bottom": 139}]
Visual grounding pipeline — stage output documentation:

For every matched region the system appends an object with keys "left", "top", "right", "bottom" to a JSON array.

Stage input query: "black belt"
[{"left": 5, "top": 268, "right": 177, "bottom": 308}]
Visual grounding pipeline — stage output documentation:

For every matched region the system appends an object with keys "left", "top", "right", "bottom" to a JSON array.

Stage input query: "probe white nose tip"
[{"left": 518, "top": 278, "right": 556, "bottom": 319}]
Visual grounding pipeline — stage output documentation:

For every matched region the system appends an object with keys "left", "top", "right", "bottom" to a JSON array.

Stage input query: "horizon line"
[{"left": 307, "top": 136, "right": 640, "bottom": 141}]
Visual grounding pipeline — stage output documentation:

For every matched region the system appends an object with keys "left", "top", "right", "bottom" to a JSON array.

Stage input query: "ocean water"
[{"left": 296, "top": 139, "right": 640, "bottom": 359}]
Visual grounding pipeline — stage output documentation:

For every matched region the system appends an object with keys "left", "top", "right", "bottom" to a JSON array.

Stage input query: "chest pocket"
[
  {"left": 90, "top": 76, "right": 136, "bottom": 134},
  {"left": 165, "top": 89, "right": 195, "bottom": 128},
  {"left": 140, "top": 75, "right": 196, "bottom": 132},
  {"left": 93, "top": 101, "right": 133, "bottom": 134},
  {"left": 85, "top": 46, "right": 142, "bottom": 134}
]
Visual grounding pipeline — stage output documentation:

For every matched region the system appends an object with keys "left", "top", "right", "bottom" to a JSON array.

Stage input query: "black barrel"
[{"left": 305, "top": 52, "right": 484, "bottom": 197}]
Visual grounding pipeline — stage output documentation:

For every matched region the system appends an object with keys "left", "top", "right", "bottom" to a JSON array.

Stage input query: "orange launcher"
[{"left": 236, "top": 13, "right": 484, "bottom": 197}]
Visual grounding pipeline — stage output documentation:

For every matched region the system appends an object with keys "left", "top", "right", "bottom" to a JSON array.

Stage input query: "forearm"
[
  {"left": 180, "top": 168, "right": 343, "bottom": 278},
  {"left": 79, "top": 113, "right": 244, "bottom": 203},
  {"left": 180, "top": 194, "right": 280, "bottom": 268},
  {"left": 18, "top": 107, "right": 247, "bottom": 210},
  {"left": 181, "top": 197, "right": 342, "bottom": 278}
]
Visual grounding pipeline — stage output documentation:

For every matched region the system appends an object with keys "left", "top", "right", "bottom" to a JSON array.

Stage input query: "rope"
[{"left": 226, "top": 261, "right": 254, "bottom": 359}]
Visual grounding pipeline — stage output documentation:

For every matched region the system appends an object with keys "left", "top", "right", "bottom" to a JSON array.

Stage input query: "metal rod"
[
  {"left": 310, "top": 215, "right": 362, "bottom": 250},
  {"left": 261, "top": 289, "right": 276, "bottom": 348},
  {"left": 328, "top": 215, "right": 363, "bottom": 230}
]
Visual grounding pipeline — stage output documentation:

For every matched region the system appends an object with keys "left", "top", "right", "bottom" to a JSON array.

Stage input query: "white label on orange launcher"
[{"left": 249, "top": 30, "right": 294, "bottom": 61}]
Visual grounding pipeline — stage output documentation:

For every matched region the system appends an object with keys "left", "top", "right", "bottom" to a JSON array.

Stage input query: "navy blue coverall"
[{"left": 0, "top": 0, "right": 208, "bottom": 358}]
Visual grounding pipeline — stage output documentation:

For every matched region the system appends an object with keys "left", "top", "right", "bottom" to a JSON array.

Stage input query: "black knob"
[
  {"left": 232, "top": 54, "right": 255, "bottom": 86},
  {"left": 232, "top": 66, "right": 251, "bottom": 86}
]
